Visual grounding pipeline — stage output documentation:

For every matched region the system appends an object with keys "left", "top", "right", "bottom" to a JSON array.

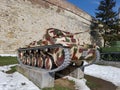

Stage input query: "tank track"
[
  {"left": 101, "top": 52, "right": 120, "bottom": 61},
  {"left": 17, "top": 44, "right": 71, "bottom": 72}
]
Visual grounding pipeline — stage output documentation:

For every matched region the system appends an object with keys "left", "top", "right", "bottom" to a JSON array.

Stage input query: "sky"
[{"left": 67, "top": 0, "right": 120, "bottom": 17}]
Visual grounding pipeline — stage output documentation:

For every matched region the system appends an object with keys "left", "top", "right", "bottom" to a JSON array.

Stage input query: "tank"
[
  {"left": 100, "top": 41, "right": 120, "bottom": 61},
  {"left": 17, "top": 28, "right": 100, "bottom": 72}
]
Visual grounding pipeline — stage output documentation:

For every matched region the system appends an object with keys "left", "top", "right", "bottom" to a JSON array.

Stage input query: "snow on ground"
[
  {"left": 0, "top": 54, "right": 17, "bottom": 57},
  {"left": 0, "top": 65, "right": 40, "bottom": 90},
  {"left": 1, "top": 61, "right": 120, "bottom": 90},
  {"left": 1, "top": 53, "right": 120, "bottom": 89},
  {"left": 0, "top": 64, "right": 18, "bottom": 72},
  {"left": 85, "top": 64, "right": 120, "bottom": 87},
  {"left": 65, "top": 76, "right": 90, "bottom": 90},
  {"left": 0, "top": 72, "right": 40, "bottom": 90},
  {"left": 0, "top": 64, "right": 90, "bottom": 90},
  {"left": 0, "top": 54, "right": 90, "bottom": 90}
]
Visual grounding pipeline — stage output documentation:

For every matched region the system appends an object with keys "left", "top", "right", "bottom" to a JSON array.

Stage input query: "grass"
[
  {"left": 0, "top": 56, "right": 18, "bottom": 74},
  {"left": 101, "top": 47, "right": 120, "bottom": 53},
  {"left": 0, "top": 56, "right": 18, "bottom": 66},
  {"left": 69, "top": 79, "right": 75, "bottom": 84},
  {"left": 85, "top": 75, "right": 101, "bottom": 90},
  {"left": 86, "top": 80, "right": 99, "bottom": 89},
  {"left": 42, "top": 78, "right": 75, "bottom": 90},
  {"left": 6, "top": 66, "right": 17, "bottom": 74}
]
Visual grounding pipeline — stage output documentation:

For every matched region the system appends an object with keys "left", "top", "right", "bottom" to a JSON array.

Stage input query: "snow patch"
[
  {"left": 0, "top": 54, "right": 17, "bottom": 57},
  {"left": 0, "top": 64, "right": 90, "bottom": 90},
  {"left": 0, "top": 65, "right": 40, "bottom": 90},
  {"left": 0, "top": 71, "right": 40, "bottom": 90},
  {"left": 65, "top": 76, "right": 90, "bottom": 90},
  {"left": 0, "top": 64, "right": 18, "bottom": 72},
  {"left": 85, "top": 64, "right": 120, "bottom": 86}
]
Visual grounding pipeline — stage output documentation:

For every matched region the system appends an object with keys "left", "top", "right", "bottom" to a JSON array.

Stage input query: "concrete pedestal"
[
  {"left": 17, "top": 65, "right": 84, "bottom": 89},
  {"left": 56, "top": 65, "right": 84, "bottom": 79},
  {"left": 69, "top": 68, "right": 84, "bottom": 79},
  {"left": 17, "top": 65, "right": 55, "bottom": 88}
]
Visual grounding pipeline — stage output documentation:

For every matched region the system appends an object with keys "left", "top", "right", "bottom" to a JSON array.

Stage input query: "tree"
[
  {"left": 96, "top": 0, "right": 116, "bottom": 33},
  {"left": 95, "top": 0, "right": 120, "bottom": 46}
]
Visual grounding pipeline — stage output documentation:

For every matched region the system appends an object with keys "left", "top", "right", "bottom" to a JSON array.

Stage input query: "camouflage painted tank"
[
  {"left": 17, "top": 28, "right": 100, "bottom": 72},
  {"left": 100, "top": 41, "right": 120, "bottom": 61}
]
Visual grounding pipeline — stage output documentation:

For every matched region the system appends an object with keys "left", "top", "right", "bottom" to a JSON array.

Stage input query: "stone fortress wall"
[{"left": 0, "top": 0, "right": 94, "bottom": 54}]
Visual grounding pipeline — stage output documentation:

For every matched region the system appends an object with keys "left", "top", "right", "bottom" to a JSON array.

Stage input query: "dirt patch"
[
  {"left": 44, "top": 75, "right": 117, "bottom": 90},
  {"left": 85, "top": 75, "right": 117, "bottom": 90},
  {"left": 55, "top": 75, "right": 117, "bottom": 90},
  {"left": 55, "top": 78, "right": 75, "bottom": 90}
]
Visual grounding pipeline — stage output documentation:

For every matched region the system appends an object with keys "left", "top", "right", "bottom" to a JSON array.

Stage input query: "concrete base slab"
[
  {"left": 17, "top": 65, "right": 84, "bottom": 89},
  {"left": 17, "top": 65, "right": 55, "bottom": 88}
]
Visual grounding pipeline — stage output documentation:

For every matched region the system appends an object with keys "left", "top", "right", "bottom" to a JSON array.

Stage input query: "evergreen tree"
[
  {"left": 95, "top": 0, "right": 120, "bottom": 46},
  {"left": 95, "top": 0, "right": 117, "bottom": 34}
]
